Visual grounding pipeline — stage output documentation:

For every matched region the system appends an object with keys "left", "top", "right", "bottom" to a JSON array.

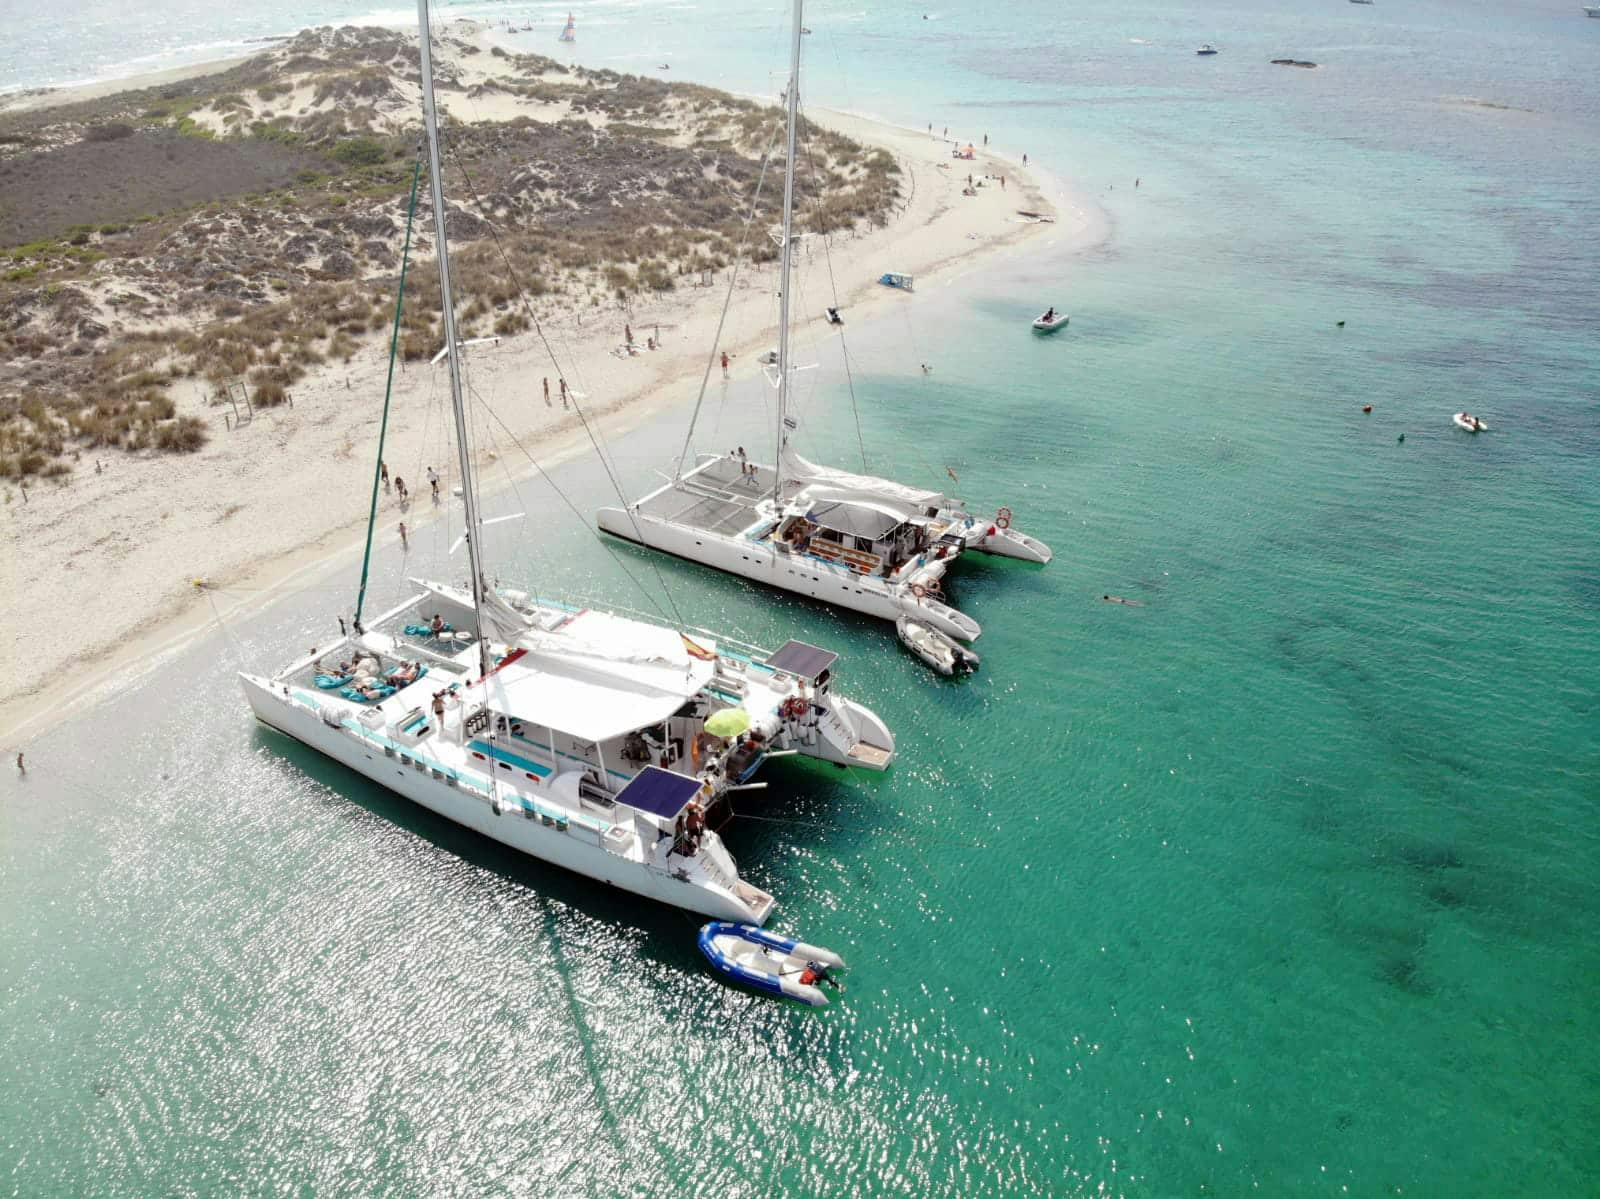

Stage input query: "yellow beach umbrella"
[{"left": 704, "top": 707, "right": 751, "bottom": 738}]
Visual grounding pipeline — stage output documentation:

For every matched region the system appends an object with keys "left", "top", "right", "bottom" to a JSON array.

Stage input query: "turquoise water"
[{"left": 5, "top": 2, "right": 1600, "bottom": 1195}]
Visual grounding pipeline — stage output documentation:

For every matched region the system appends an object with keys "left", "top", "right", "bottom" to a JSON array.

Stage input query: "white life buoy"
[{"left": 996, "top": 507, "right": 1013, "bottom": 530}]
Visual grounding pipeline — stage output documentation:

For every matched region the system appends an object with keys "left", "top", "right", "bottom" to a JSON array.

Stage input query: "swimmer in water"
[{"left": 1102, "top": 594, "right": 1145, "bottom": 606}]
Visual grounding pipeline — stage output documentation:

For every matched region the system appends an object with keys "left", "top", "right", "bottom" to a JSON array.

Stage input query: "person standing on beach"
[
  {"left": 983, "top": 133, "right": 988, "bottom": 146},
  {"left": 721, "top": 351, "right": 730, "bottom": 378},
  {"left": 398, "top": 521, "right": 408, "bottom": 551},
  {"left": 1000, "top": 175, "right": 1006, "bottom": 190},
  {"left": 426, "top": 466, "right": 440, "bottom": 501},
  {"left": 559, "top": 379, "right": 569, "bottom": 409},
  {"left": 1023, "top": 153, "right": 1028, "bottom": 165},
  {"left": 381, "top": 461, "right": 390, "bottom": 491},
  {"left": 625, "top": 323, "right": 633, "bottom": 346},
  {"left": 395, "top": 476, "right": 407, "bottom": 504},
  {"left": 543, "top": 377, "right": 551, "bottom": 407}
]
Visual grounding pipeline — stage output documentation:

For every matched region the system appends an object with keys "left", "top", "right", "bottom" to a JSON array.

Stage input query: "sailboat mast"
[
  {"left": 772, "top": 0, "right": 804, "bottom": 503},
  {"left": 417, "top": 0, "right": 492, "bottom": 680}
]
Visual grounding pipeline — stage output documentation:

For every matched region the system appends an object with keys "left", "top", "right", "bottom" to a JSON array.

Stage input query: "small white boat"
[
  {"left": 1196, "top": 44, "right": 1219, "bottom": 55},
  {"left": 1453, "top": 413, "right": 1487, "bottom": 432},
  {"left": 698, "top": 922, "right": 846, "bottom": 1006},
  {"left": 1032, "top": 309, "right": 1069, "bottom": 333},
  {"left": 897, "top": 616, "right": 979, "bottom": 676}
]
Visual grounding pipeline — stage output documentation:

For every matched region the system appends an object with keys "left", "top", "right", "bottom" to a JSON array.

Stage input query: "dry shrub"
[{"left": 154, "top": 415, "right": 207, "bottom": 451}]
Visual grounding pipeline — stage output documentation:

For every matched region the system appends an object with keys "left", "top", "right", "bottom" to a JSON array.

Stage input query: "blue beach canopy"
[{"left": 615, "top": 766, "right": 702, "bottom": 820}]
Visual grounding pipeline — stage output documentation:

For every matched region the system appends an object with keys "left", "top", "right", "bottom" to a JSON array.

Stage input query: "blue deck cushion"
[
  {"left": 468, "top": 739, "right": 552, "bottom": 778},
  {"left": 763, "top": 640, "right": 838, "bottom": 682},
  {"left": 615, "top": 766, "right": 703, "bottom": 820}
]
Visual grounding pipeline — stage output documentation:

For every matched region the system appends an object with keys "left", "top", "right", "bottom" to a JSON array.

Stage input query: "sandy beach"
[{"left": 0, "top": 32, "right": 1103, "bottom": 746}]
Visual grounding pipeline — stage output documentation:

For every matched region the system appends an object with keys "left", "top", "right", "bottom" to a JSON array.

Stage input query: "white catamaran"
[
  {"left": 597, "top": 0, "right": 1051, "bottom": 663},
  {"left": 239, "top": 0, "right": 895, "bottom": 926}
]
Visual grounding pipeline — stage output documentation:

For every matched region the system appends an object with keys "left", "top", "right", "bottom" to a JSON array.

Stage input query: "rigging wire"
[
  {"left": 676, "top": 122, "right": 785, "bottom": 477},
  {"left": 439, "top": 146, "right": 689, "bottom": 628},
  {"left": 795, "top": 113, "right": 871, "bottom": 473},
  {"left": 460, "top": 378, "right": 684, "bottom": 624}
]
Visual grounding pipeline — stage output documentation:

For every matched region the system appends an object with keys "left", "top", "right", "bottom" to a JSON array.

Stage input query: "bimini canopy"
[
  {"left": 481, "top": 610, "right": 713, "bottom": 742},
  {"left": 782, "top": 451, "right": 946, "bottom": 510},
  {"left": 482, "top": 659, "right": 696, "bottom": 742},
  {"left": 796, "top": 487, "right": 915, "bottom": 542}
]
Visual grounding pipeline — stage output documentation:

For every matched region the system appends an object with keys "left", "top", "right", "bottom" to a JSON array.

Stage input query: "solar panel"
[
  {"left": 763, "top": 640, "right": 838, "bottom": 681},
  {"left": 615, "top": 766, "right": 703, "bottom": 820}
]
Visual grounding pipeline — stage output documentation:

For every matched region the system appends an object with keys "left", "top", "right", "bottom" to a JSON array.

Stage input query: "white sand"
[{"left": 0, "top": 48, "right": 1104, "bottom": 745}]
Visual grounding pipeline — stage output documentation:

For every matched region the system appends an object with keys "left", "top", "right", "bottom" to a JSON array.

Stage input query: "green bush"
[{"left": 332, "top": 136, "right": 388, "bottom": 167}]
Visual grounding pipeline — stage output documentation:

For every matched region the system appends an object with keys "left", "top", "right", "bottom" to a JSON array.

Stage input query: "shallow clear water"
[{"left": 5, "top": 2, "right": 1600, "bottom": 1195}]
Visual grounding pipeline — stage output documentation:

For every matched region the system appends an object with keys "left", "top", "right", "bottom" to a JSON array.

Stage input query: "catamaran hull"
[
  {"left": 969, "top": 524, "right": 1054, "bottom": 564},
  {"left": 240, "top": 674, "right": 767, "bottom": 923},
  {"left": 597, "top": 506, "right": 982, "bottom": 642}
]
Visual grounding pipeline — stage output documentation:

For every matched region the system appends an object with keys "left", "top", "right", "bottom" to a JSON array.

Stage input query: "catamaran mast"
[
  {"left": 772, "top": 0, "right": 804, "bottom": 504},
  {"left": 417, "top": 0, "right": 493, "bottom": 680}
]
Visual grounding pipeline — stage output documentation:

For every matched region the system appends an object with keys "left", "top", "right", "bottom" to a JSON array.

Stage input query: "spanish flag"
[{"left": 681, "top": 633, "right": 717, "bottom": 661}]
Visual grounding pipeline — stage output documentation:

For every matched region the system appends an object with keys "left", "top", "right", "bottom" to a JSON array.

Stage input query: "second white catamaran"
[{"left": 598, "top": 0, "right": 1051, "bottom": 661}]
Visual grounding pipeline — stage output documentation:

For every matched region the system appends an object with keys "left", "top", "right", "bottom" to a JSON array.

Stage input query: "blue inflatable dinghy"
[{"left": 697, "top": 922, "right": 846, "bottom": 1006}]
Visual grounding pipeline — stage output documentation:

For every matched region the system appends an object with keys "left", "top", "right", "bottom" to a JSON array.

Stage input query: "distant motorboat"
[
  {"left": 1586, "top": 5, "right": 1600, "bottom": 15},
  {"left": 1197, "top": 44, "right": 1219, "bottom": 55},
  {"left": 1453, "top": 413, "right": 1487, "bottom": 433},
  {"left": 1350, "top": 0, "right": 1375, "bottom": 5},
  {"left": 1032, "top": 309, "right": 1069, "bottom": 333}
]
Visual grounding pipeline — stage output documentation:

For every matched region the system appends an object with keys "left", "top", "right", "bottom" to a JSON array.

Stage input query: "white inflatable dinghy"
[
  {"left": 1453, "top": 413, "right": 1486, "bottom": 432},
  {"left": 897, "top": 616, "right": 980, "bottom": 676},
  {"left": 1032, "top": 310, "right": 1069, "bottom": 333}
]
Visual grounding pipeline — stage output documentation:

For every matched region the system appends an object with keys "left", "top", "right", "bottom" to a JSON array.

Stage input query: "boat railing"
[{"left": 805, "top": 537, "right": 883, "bottom": 576}]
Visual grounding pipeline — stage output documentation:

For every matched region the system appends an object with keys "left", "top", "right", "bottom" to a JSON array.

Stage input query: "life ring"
[
  {"left": 910, "top": 582, "right": 929, "bottom": 600},
  {"left": 996, "top": 507, "right": 1013, "bottom": 530}
]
